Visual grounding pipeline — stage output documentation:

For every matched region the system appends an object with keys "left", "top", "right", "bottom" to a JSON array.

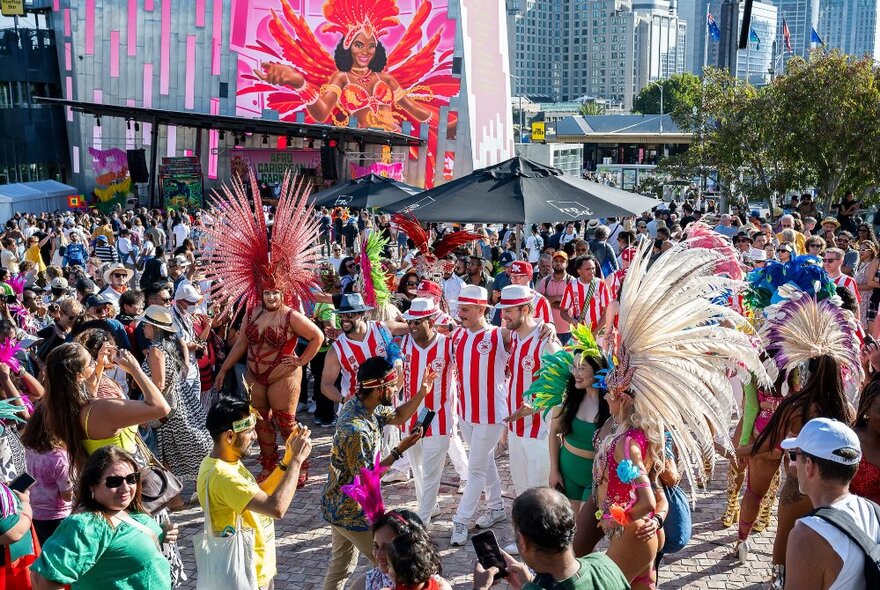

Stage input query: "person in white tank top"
[{"left": 781, "top": 418, "right": 880, "bottom": 590}]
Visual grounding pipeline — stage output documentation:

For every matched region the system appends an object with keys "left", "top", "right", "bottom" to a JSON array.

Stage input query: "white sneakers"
[
  {"left": 450, "top": 521, "right": 469, "bottom": 546},
  {"left": 475, "top": 508, "right": 507, "bottom": 529},
  {"left": 381, "top": 470, "right": 410, "bottom": 484},
  {"left": 736, "top": 539, "right": 749, "bottom": 564}
]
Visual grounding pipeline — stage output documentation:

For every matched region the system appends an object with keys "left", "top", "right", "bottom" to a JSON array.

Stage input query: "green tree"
[
  {"left": 631, "top": 73, "right": 703, "bottom": 123},
  {"left": 579, "top": 101, "right": 606, "bottom": 116}
]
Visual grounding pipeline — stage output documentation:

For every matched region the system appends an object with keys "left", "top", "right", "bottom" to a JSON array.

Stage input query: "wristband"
[
  {"left": 654, "top": 513, "right": 664, "bottom": 529},
  {"left": 390, "top": 448, "right": 402, "bottom": 461},
  {"left": 278, "top": 460, "right": 289, "bottom": 472}
]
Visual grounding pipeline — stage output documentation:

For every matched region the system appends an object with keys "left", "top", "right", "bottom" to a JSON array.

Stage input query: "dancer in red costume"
[{"left": 207, "top": 170, "right": 324, "bottom": 485}]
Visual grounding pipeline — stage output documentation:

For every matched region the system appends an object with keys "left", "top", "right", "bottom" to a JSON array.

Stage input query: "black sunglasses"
[
  {"left": 787, "top": 450, "right": 802, "bottom": 462},
  {"left": 111, "top": 273, "right": 128, "bottom": 279},
  {"left": 104, "top": 472, "right": 140, "bottom": 489}
]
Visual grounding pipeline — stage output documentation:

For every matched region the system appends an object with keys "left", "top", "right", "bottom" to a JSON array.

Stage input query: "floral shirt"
[{"left": 321, "top": 397, "right": 394, "bottom": 531}]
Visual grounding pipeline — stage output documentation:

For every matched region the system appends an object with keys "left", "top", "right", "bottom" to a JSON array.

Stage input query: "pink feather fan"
[
  {"left": 683, "top": 222, "right": 744, "bottom": 280},
  {"left": 341, "top": 452, "right": 388, "bottom": 524}
]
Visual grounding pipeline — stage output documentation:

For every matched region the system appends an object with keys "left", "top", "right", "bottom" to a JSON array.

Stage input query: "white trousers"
[
  {"left": 447, "top": 429, "right": 469, "bottom": 481},
  {"left": 454, "top": 421, "right": 505, "bottom": 524},
  {"left": 407, "top": 435, "right": 451, "bottom": 524},
  {"left": 382, "top": 425, "right": 410, "bottom": 474},
  {"left": 508, "top": 432, "right": 551, "bottom": 497}
]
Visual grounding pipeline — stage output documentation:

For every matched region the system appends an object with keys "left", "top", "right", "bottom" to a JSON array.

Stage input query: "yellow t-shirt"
[{"left": 196, "top": 457, "right": 276, "bottom": 587}]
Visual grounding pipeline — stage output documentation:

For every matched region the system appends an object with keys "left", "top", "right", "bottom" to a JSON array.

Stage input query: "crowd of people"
[{"left": 0, "top": 174, "right": 876, "bottom": 590}]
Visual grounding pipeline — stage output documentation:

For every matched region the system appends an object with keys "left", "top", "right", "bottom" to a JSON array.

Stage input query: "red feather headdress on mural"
[
  {"left": 200, "top": 169, "right": 320, "bottom": 312},
  {"left": 240, "top": 0, "right": 460, "bottom": 187}
]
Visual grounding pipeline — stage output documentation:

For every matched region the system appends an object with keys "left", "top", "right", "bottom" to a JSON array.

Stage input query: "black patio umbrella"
[
  {"left": 309, "top": 173, "right": 421, "bottom": 209},
  {"left": 380, "top": 157, "right": 660, "bottom": 223}
]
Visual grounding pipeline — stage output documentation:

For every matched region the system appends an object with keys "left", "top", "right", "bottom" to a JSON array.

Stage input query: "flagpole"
[{"left": 703, "top": 3, "right": 709, "bottom": 71}]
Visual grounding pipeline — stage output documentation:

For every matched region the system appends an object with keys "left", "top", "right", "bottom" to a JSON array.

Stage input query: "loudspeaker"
[
  {"left": 320, "top": 146, "right": 338, "bottom": 180},
  {"left": 127, "top": 149, "right": 149, "bottom": 183}
]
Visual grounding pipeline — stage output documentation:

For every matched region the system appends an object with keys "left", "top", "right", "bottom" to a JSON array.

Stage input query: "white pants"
[
  {"left": 447, "top": 429, "right": 469, "bottom": 481},
  {"left": 454, "top": 422, "right": 505, "bottom": 524},
  {"left": 382, "top": 425, "right": 410, "bottom": 475},
  {"left": 508, "top": 432, "right": 551, "bottom": 497},
  {"left": 407, "top": 435, "right": 451, "bottom": 523}
]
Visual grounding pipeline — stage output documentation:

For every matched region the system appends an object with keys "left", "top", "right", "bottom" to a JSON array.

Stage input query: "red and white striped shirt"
[
  {"left": 533, "top": 292, "right": 551, "bottom": 324},
  {"left": 451, "top": 325, "right": 509, "bottom": 425},
  {"left": 400, "top": 333, "right": 456, "bottom": 436},
  {"left": 832, "top": 274, "right": 862, "bottom": 303},
  {"left": 507, "top": 325, "right": 553, "bottom": 439},
  {"left": 331, "top": 321, "right": 388, "bottom": 398},
  {"left": 560, "top": 278, "right": 610, "bottom": 330},
  {"left": 608, "top": 268, "right": 627, "bottom": 300}
]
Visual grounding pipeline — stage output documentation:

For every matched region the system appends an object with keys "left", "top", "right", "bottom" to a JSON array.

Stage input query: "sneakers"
[
  {"left": 457, "top": 480, "right": 468, "bottom": 494},
  {"left": 307, "top": 401, "right": 316, "bottom": 414},
  {"left": 315, "top": 418, "right": 337, "bottom": 428},
  {"left": 381, "top": 470, "right": 411, "bottom": 484},
  {"left": 431, "top": 504, "right": 442, "bottom": 518},
  {"left": 297, "top": 402, "right": 308, "bottom": 414},
  {"left": 450, "top": 521, "right": 469, "bottom": 546},
  {"left": 503, "top": 542, "right": 519, "bottom": 555},
  {"left": 475, "top": 508, "right": 507, "bottom": 529}
]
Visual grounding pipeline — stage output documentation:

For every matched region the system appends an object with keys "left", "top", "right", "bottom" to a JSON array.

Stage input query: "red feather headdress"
[
  {"left": 392, "top": 213, "right": 480, "bottom": 279},
  {"left": 201, "top": 168, "right": 320, "bottom": 311},
  {"left": 321, "top": 0, "right": 401, "bottom": 49}
]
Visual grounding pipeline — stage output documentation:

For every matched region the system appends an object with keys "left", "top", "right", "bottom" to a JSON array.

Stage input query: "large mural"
[{"left": 234, "top": 0, "right": 460, "bottom": 187}]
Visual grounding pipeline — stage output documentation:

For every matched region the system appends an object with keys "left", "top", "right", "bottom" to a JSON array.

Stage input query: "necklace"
[{"left": 349, "top": 67, "right": 372, "bottom": 85}]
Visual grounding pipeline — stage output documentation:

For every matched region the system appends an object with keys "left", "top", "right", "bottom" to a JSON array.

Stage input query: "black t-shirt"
[{"left": 36, "top": 325, "right": 65, "bottom": 362}]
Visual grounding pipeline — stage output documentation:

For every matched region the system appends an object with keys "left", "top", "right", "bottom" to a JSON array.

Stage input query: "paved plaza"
[{"left": 171, "top": 411, "right": 780, "bottom": 590}]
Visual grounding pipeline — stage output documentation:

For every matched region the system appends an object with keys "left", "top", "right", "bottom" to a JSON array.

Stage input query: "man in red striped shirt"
[
  {"left": 499, "top": 285, "right": 560, "bottom": 498},
  {"left": 507, "top": 260, "right": 551, "bottom": 324},
  {"left": 823, "top": 248, "right": 861, "bottom": 304},
  {"left": 399, "top": 298, "right": 457, "bottom": 524},
  {"left": 560, "top": 255, "right": 610, "bottom": 332}
]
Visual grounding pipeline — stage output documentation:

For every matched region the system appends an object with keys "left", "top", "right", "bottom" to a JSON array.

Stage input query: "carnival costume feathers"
[
  {"left": 392, "top": 213, "right": 481, "bottom": 280},
  {"left": 761, "top": 294, "right": 863, "bottom": 387},
  {"left": 524, "top": 323, "right": 604, "bottom": 416},
  {"left": 359, "top": 230, "right": 392, "bottom": 309},
  {"left": 0, "top": 338, "right": 23, "bottom": 375},
  {"left": 743, "top": 255, "right": 836, "bottom": 316},
  {"left": 341, "top": 452, "right": 388, "bottom": 524},
  {"left": 201, "top": 169, "right": 320, "bottom": 311},
  {"left": 605, "top": 240, "right": 768, "bottom": 493},
  {"left": 683, "top": 222, "right": 744, "bottom": 280}
]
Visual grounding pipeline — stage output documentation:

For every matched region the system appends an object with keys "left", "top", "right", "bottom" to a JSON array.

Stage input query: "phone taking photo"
[
  {"left": 471, "top": 530, "right": 508, "bottom": 579},
  {"left": 415, "top": 407, "right": 435, "bottom": 433}
]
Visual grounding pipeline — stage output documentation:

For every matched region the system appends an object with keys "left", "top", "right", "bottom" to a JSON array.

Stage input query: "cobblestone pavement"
[{"left": 172, "top": 411, "right": 780, "bottom": 590}]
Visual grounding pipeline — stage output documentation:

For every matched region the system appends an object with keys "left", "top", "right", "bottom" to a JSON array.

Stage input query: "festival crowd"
[{"left": 0, "top": 178, "right": 876, "bottom": 590}]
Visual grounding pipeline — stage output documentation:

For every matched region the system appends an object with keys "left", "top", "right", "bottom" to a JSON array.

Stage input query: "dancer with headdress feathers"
[
  {"left": 591, "top": 239, "right": 767, "bottom": 589},
  {"left": 207, "top": 169, "right": 325, "bottom": 485}
]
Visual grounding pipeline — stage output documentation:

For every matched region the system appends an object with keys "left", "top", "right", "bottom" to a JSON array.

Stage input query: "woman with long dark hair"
[
  {"left": 30, "top": 446, "right": 178, "bottom": 589},
  {"left": 338, "top": 256, "right": 359, "bottom": 294},
  {"left": 40, "top": 342, "right": 170, "bottom": 472}
]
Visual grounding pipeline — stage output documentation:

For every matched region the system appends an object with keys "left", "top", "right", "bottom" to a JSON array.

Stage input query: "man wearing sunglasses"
[
  {"left": 199, "top": 397, "right": 312, "bottom": 590},
  {"left": 780, "top": 418, "right": 880, "bottom": 590},
  {"left": 823, "top": 248, "right": 861, "bottom": 305}
]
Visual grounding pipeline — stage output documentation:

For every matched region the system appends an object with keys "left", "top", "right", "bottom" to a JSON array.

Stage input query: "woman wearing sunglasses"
[{"left": 30, "top": 445, "right": 178, "bottom": 589}]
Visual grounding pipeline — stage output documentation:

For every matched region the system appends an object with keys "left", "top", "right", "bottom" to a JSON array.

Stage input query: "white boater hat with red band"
[
  {"left": 496, "top": 285, "right": 534, "bottom": 309},
  {"left": 401, "top": 297, "right": 442, "bottom": 321},
  {"left": 454, "top": 285, "right": 490, "bottom": 307}
]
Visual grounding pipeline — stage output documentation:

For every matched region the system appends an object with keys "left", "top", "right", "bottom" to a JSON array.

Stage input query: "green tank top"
[
  {"left": 81, "top": 402, "right": 139, "bottom": 456},
  {"left": 565, "top": 417, "right": 597, "bottom": 452}
]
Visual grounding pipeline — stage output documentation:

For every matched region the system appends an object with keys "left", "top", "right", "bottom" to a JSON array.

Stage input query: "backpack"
[{"left": 808, "top": 498, "right": 880, "bottom": 587}]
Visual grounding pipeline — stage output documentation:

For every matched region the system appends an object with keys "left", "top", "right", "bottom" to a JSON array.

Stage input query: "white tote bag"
[{"left": 192, "top": 475, "right": 259, "bottom": 590}]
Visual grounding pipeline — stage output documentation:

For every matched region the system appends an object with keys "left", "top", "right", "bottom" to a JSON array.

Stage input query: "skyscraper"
[
  {"left": 773, "top": 0, "right": 820, "bottom": 70},
  {"left": 817, "top": 0, "right": 880, "bottom": 61},
  {"left": 705, "top": 0, "right": 777, "bottom": 85}
]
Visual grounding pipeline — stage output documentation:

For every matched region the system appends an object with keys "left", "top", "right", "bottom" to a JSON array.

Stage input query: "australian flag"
[{"left": 708, "top": 13, "right": 721, "bottom": 42}]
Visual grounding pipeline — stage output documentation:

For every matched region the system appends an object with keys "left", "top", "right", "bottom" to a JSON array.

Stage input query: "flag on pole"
[
  {"left": 811, "top": 27, "right": 824, "bottom": 46},
  {"left": 782, "top": 18, "right": 792, "bottom": 52},
  {"left": 708, "top": 13, "right": 721, "bottom": 42},
  {"left": 749, "top": 28, "right": 761, "bottom": 51}
]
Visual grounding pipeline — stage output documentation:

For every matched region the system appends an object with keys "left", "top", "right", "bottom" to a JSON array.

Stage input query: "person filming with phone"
[
  {"left": 321, "top": 356, "right": 435, "bottom": 590},
  {"left": 472, "top": 487, "right": 629, "bottom": 590}
]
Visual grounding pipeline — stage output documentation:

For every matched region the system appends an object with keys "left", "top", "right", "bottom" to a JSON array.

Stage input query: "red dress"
[{"left": 850, "top": 458, "right": 880, "bottom": 505}]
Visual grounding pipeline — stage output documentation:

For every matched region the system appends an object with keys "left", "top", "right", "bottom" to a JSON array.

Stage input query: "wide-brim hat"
[
  {"left": 136, "top": 305, "right": 179, "bottom": 333},
  {"left": 103, "top": 263, "right": 134, "bottom": 284},
  {"left": 402, "top": 297, "right": 441, "bottom": 320},
  {"left": 453, "top": 285, "right": 490, "bottom": 307},
  {"left": 821, "top": 216, "right": 840, "bottom": 229},
  {"left": 496, "top": 285, "right": 534, "bottom": 309},
  {"left": 332, "top": 293, "right": 374, "bottom": 314}
]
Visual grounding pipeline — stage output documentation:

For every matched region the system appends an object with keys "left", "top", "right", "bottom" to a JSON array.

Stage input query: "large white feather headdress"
[{"left": 606, "top": 240, "right": 769, "bottom": 491}]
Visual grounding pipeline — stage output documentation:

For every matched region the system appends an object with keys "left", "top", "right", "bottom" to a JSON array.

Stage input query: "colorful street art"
[
  {"left": 235, "top": 0, "right": 461, "bottom": 187},
  {"left": 88, "top": 147, "right": 131, "bottom": 212}
]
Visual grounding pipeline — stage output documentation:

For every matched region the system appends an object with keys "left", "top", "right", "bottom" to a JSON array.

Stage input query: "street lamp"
[{"left": 659, "top": 83, "right": 664, "bottom": 134}]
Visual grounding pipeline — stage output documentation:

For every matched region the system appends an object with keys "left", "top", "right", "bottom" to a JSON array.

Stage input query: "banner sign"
[
  {"left": 349, "top": 161, "right": 404, "bottom": 181},
  {"left": 0, "top": 0, "right": 25, "bottom": 17}
]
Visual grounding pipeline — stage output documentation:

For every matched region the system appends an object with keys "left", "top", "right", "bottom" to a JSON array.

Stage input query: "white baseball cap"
[
  {"left": 780, "top": 418, "right": 861, "bottom": 465},
  {"left": 175, "top": 282, "right": 203, "bottom": 304}
]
